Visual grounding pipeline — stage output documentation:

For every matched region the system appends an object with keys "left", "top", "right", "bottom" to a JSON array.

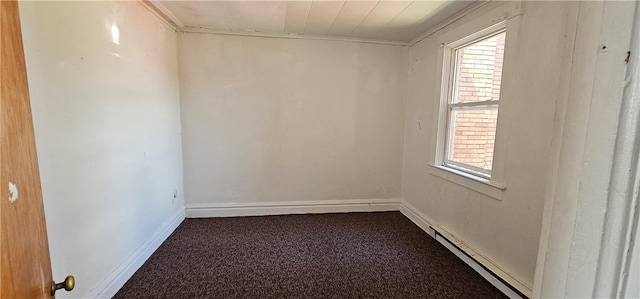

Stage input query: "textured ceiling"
[{"left": 158, "top": 1, "right": 475, "bottom": 43}]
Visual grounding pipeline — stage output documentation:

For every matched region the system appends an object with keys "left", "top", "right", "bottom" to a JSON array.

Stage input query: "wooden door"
[{"left": 0, "top": 0, "right": 54, "bottom": 298}]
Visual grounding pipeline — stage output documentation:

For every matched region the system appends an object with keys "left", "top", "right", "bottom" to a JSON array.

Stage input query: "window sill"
[{"left": 428, "top": 165, "right": 505, "bottom": 200}]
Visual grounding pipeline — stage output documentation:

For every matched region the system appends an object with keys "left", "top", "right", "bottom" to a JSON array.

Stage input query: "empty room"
[{"left": 2, "top": 0, "right": 639, "bottom": 298}]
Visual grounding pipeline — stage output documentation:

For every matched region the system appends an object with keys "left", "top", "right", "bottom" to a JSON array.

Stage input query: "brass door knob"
[{"left": 50, "top": 275, "right": 75, "bottom": 296}]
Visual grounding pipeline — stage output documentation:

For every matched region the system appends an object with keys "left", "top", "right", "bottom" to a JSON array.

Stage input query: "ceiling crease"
[
  {"left": 347, "top": 1, "right": 380, "bottom": 37},
  {"left": 326, "top": 1, "right": 348, "bottom": 36}
]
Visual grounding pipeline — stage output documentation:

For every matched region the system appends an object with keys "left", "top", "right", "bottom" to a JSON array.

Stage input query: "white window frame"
[
  {"left": 442, "top": 28, "right": 505, "bottom": 179},
  {"left": 429, "top": 3, "right": 523, "bottom": 200}
]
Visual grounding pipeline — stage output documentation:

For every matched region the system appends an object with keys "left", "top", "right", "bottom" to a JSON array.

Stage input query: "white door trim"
[{"left": 533, "top": 1, "right": 639, "bottom": 297}]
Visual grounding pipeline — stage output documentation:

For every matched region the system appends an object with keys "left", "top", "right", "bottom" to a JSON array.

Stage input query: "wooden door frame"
[{"left": 1, "top": 1, "right": 54, "bottom": 298}]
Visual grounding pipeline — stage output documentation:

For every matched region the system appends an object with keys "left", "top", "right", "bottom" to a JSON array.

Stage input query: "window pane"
[
  {"left": 452, "top": 31, "right": 505, "bottom": 104},
  {"left": 447, "top": 107, "right": 498, "bottom": 173}
]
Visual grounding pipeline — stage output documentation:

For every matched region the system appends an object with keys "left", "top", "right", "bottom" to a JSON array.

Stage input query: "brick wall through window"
[{"left": 448, "top": 32, "right": 505, "bottom": 172}]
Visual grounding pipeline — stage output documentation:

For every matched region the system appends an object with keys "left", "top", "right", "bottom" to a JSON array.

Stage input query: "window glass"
[
  {"left": 452, "top": 32, "right": 505, "bottom": 104},
  {"left": 446, "top": 108, "right": 498, "bottom": 177},
  {"left": 443, "top": 31, "right": 505, "bottom": 178}
]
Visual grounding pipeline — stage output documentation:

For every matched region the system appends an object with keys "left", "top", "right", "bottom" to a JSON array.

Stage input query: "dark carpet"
[{"left": 114, "top": 212, "right": 507, "bottom": 298}]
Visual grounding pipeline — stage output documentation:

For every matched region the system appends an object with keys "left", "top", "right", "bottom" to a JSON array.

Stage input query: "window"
[
  {"left": 442, "top": 29, "right": 506, "bottom": 179},
  {"left": 429, "top": 3, "right": 522, "bottom": 199}
]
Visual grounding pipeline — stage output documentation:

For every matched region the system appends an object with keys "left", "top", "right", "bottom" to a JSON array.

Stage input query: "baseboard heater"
[{"left": 430, "top": 226, "right": 531, "bottom": 299}]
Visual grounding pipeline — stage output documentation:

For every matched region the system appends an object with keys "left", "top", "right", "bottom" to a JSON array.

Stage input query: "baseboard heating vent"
[{"left": 430, "top": 226, "right": 531, "bottom": 299}]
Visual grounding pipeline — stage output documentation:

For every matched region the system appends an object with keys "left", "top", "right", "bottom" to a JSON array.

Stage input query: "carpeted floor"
[{"left": 115, "top": 212, "right": 507, "bottom": 298}]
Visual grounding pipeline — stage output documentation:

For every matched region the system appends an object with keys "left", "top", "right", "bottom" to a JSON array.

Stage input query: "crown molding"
[
  {"left": 178, "top": 26, "right": 411, "bottom": 47},
  {"left": 138, "top": 0, "right": 184, "bottom": 30},
  {"left": 409, "top": 0, "right": 490, "bottom": 46}
]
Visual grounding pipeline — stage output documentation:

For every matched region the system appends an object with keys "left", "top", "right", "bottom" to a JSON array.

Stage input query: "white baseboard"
[
  {"left": 399, "top": 199, "right": 530, "bottom": 299},
  {"left": 433, "top": 227, "right": 531, "bottom": 299},
  {"left": 185, "top": 198, "right": 401, "bottom": 218},
  {"left": 399, "top": 199, "right": 436, "bottom": 238},
  {"left": 87, "top": 208, "right": 185, "bottom": 298}
]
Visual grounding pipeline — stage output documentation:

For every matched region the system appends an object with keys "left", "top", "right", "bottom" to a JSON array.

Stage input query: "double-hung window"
[
  {"left": 430, "top": 3, "right": 522, "bottom": 199},
  {"left": 442, "top": 29, "right": 506, "bottom": 179}
]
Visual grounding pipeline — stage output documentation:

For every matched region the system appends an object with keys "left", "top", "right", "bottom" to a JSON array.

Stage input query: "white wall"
[
  {"left": 625, "top": 221, "right": 639, "bottom": 298},
  {"left": 533, "top": 1, "right": 639, "bottom": 297},
  {"left": 178, "top": 34, "right": 408, "bottom": 208},
  {"left": 402, "top": 1, "right": 576, "bottom": 289},
  {"left": 19, "top": 1, "right": 184, "bottom": 297}
]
